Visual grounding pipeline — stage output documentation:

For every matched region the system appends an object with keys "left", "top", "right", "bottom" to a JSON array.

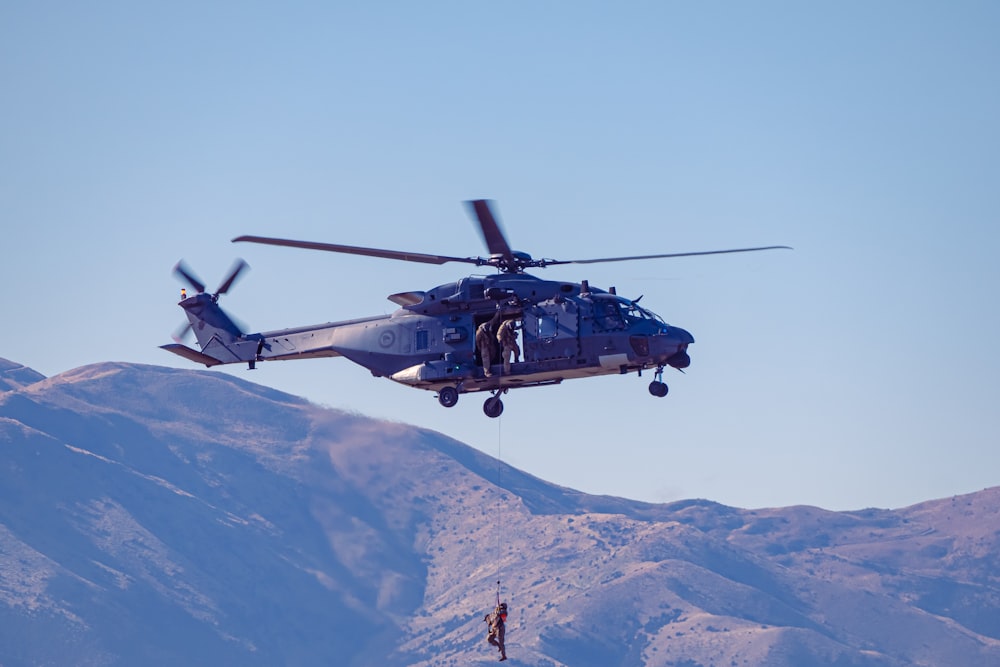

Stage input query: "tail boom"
[{"left": 162, "top": 293, "right": 385, "bottom": 368}]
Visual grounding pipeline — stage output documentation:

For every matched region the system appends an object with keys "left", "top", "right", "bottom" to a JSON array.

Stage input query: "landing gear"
[
  {"left": 483, "top": 391, "right": 505, "bottom": 418},
  {"left": 648, "top": 366, "right": 669, "bottom": 397},
  {"left": 438, "top": 386, "right": 459, "bottom": 408}
]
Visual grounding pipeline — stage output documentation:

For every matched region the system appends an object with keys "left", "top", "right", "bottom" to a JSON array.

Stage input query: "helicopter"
[{"left": 161, "top": 200, "right": 789, "bottom": 417}]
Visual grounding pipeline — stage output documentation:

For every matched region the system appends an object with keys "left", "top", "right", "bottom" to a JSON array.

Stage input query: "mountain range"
[{"left": 1, "top": 357, "right": 998, "bottom": 666}]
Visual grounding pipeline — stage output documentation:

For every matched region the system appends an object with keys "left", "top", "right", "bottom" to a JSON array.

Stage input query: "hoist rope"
[{"left": 495, "top": 413, "right": 503, "bottom": 604}]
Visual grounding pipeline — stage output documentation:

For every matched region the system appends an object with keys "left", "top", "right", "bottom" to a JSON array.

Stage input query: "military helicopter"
[{"left": 162, "top": 200, "right": 789, "bottom": 417}]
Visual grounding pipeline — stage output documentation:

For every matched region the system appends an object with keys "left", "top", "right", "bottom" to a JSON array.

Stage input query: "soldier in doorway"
[
  {"left": 496, "top": 318, "right": 520, "bottom": 375},
  {"left": 476, "top": 311, "right": 502, "bottom": 377}
]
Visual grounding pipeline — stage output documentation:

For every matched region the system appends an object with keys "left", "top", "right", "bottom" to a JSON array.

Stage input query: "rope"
[{"left": 495, "top": 413, "right": 503, "bottom": 604}]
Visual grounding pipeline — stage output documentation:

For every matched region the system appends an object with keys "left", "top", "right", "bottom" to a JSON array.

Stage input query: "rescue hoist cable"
[{"left": 495, "top": 413, "right": 503, "bottom": 604}]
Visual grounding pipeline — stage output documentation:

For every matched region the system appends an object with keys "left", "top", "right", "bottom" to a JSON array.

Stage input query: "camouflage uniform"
[
  {"left": 476, "top": 321, "right": 497, "bottom": 376},
  {"left": 496, "top": 319, "right": 520, "bottom": 374},
  {"left": 485, "top": 602, "right": 508, "bottom": 661}
]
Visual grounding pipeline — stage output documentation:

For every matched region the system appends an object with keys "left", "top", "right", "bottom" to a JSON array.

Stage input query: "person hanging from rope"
[{"left": 484, "top": 600, "right": 508, "bottom": 661}]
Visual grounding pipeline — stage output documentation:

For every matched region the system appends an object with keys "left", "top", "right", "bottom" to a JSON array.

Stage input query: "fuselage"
[
  {"left": 286, "top": 273, "right": 692, "bottom": 395},
  {"left": 167, "top": 273, "right": 693, "bottom": 398}
]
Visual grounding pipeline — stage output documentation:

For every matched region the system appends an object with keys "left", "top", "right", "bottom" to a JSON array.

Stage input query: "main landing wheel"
[
  {"left": 483, "top": 395, "right": 504, "bottom": 418},
  {"left": 648, "top": 381, "right": 669, "bottom": 397},
  {"left": 438, "top": 386, "right": 459, "bottom": 408}
]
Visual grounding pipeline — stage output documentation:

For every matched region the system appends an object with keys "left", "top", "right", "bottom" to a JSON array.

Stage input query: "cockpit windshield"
[
  {"left": 621, "top": 299, "right": 666, "bottom": 324},
  {"left": 628, "top": 303, "right": 667, "bottom": 325},
  {"left": 593, "top": 295, "right": 667, "bottom": 330}
]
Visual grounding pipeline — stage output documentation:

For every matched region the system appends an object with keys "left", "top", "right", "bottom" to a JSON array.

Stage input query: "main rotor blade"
[
  {"left": 215, "top": 258, "right": 249, "bottom": 296},
  {"left": 233, "top": 235, "right": 479, "bottom": 266},
  {"left": 173, "top": 261, "right": 206, "bottom": 293},
  {"left": 548, "top": 245, "right": 793, "bottom": 266},
  {"left": 465, "top": 199, "right": 514, "bottom": 262}
]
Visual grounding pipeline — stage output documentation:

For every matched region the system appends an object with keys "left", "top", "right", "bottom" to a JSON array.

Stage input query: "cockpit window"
[
  {"left": 625, "top": 301, "right": 665, "bottom": 324},
  {"left": 593, "top": 296, "right": 667, "bottom": 330},
  {"left": 594, "top": 297, "right": 626, "bottom": 330}
]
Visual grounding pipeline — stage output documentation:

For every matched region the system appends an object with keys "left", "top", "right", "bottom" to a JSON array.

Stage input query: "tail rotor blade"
[
  {"left": 171, "top": 321, "right": 192, "bottom": 343},
  {"left": 228, "top": 312, "right": 250, "bottom": 335},
  {"left": 173, "top": 261, "right": 206, "bottom": 294},
  {"left": 215, "top": 258, "right": 249, "bottom": 296}
]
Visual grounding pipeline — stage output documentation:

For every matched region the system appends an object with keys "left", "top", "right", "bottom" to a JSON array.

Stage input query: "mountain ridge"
[
  {"left": 0, "top": 358, "right": 45, "bottom": 393},
  {"left": 1, "top": 358, "right": 997, "bottom": 666}
]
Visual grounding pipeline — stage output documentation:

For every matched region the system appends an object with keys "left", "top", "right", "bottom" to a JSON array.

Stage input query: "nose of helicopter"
[
  {"left": 664, "top": 326, "right": 693, "bottom": 369},
  {"left": 667, "top": 325, "right": 694, "bottom": 345}
]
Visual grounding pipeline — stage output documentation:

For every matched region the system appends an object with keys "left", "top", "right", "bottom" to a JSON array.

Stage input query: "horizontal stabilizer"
[{"left": 160, "top": 343, "right": 225, "bottom": 367}]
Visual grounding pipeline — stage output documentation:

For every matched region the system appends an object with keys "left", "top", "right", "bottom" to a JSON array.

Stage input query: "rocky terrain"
[{"left": 1, "top": 358, "right": 998, "bottom": 666}]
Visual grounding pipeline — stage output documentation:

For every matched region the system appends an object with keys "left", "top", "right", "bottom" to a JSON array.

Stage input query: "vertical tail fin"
[
  {"left": 163, "top": 259, "right": 260, "bottom": 367},
  {"left": 180, "top": 292, "right": 244, "bottom": 348}
]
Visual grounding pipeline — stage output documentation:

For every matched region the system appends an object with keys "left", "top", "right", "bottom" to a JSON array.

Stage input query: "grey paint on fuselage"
[{"left": 165, "top": 272, "right": 693, "bottom": 398}]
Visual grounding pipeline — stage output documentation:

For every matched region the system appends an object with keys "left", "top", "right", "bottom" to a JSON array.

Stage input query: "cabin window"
[
  {"left": 415, "top": 329, "right": 429, "bottom": 350},
  {"left": 537, "top": 315, "right": 558, "bottom": 341}
]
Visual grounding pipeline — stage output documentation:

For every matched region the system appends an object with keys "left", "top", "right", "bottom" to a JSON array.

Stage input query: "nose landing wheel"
[{"left": 648, "top": 366, "right": 669, "bottom": 397}]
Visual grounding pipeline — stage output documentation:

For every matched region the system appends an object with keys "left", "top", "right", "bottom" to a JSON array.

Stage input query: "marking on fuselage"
[{"left": 598, "top": 353, "right": 629, "bottom": 369}]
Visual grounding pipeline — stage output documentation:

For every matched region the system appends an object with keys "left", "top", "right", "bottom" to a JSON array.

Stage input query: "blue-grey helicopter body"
[{"left": 162, "top": 200, "right": 789, "bottom": 417}]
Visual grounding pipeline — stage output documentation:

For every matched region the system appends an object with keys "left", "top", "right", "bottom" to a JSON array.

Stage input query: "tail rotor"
[{"left": 170, "top": 259, "right": 250, "bottom": 343}]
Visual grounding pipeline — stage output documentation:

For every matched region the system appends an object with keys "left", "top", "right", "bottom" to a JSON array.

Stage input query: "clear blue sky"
[{"left": 3, "top": 2, "right": 998, "bottom": 511}]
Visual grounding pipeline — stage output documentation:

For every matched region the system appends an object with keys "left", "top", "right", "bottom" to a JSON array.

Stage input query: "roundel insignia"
[{"left": 379, "top": 329, "right": 396, "bottom": 348}]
